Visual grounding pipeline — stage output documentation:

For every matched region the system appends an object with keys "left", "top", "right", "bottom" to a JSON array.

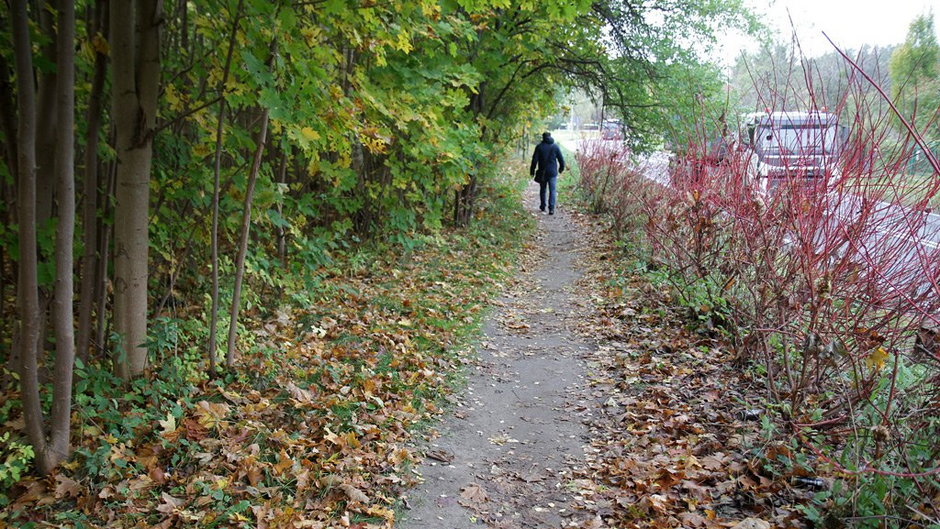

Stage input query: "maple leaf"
[
  {"left": 865, "top": 346, "right": 889, "bottom": 371},
  {"left": 194, "top": 400, "right": 230, "bottom": 430},
  {"left": 157, "top": 412, "right": 177, "bottom": 437},
  {"left": 458, "top": 483, "right": 487, "bottom": 508},
  {"left": 53, "top": 475, "right": 82, "bottom": 499}
]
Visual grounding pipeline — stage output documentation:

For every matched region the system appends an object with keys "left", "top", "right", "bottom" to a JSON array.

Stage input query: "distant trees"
[
  {"left": 889, "top": 13, "right": 940, "bottom": 142},
  {"left": 730, "top": 43, "right": 896, "bottom": 114}
]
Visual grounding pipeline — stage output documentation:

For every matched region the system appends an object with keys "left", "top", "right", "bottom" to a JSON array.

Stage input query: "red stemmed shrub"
[{"left": 576, "top": 50, "right": 940, "bottom": 524}]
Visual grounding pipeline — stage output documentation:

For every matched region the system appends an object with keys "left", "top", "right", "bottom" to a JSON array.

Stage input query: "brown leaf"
[
  {"left": 273, "top": 449, "right": 293, "bottom": 475},
  {"left": 679, "top": 512, "right": 707, "bottom": 527},
  {"left": 53, "top": 475, "right": 82, "bottom": 499},
  {"left": 579, "top": 515, "right": 605, "bottom": 529},
  {"left": 425, "top": 449, "right": 453, "bottom": 463},
  {"left": 458, "top": 483, "right": 487, "bottom": 508},
  {"left": 285, "top": 382, "right": 316, "bottom": 403},
  {"left": 340, "top": 483, "right": 370, "bottom": 503},
  {"left": 155, "top": 492, "right": 184, "bottom": 515}
]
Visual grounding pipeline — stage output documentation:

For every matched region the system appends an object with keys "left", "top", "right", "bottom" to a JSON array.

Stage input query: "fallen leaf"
[
  {"left": 731, "top": 518, "right": 771, "bottom": 529},
  {"left": 53, "top": 475, "right": 82, "bottom": 499},
  {"left": 340, "top": 483, "right": 370, "bottom": 503},
  {"left": 458, "top": 483, "right": 487, "bottom": 508}
]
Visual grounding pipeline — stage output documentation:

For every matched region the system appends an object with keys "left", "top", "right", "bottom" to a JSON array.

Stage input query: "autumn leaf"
[
  {"left": 339, "top": 484, "right": 369, "bottom": 504},
  {"left": 158, "top": 412, "right": 177, "bottom": 436},
  {"left": 53, "top": 475, "right": 81, "bottom": 499},
  {"left": 865, "top": 346, "right": 889, "bottom": 371},
  {"left": 458, "top": 483, "right": 487, "bottom": 508},
  {"left": 194, "top": 400, "right": 230, "bottom": 430}
]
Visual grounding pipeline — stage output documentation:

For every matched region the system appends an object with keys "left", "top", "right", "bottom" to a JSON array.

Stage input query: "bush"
[{"left": 576, "top": 56, "right": 940, "bottom": 525}]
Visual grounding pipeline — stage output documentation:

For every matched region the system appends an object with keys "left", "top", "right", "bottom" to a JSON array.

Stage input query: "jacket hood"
[{"left": 542, "top": 137, "right": 554, "bottom": 144}]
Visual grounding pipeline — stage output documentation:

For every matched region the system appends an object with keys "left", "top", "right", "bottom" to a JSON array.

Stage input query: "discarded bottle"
[{"left": 792, "top": 476, "right": 826, "bottom": 490}]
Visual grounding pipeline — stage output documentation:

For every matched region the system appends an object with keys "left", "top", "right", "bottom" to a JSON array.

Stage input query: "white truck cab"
[{"left": 741, "top": 111, "right": 848, "bottom": 193}]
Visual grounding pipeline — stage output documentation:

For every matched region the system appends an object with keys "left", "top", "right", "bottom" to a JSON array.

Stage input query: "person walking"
[{"left": 530, "top": 132, "right": 565, "bottom": 215}]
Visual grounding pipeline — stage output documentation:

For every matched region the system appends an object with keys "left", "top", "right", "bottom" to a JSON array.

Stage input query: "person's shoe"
[
  {"left": 549, "top": 208, "right": 555, "bottom": 215},
  {"left": 540, "top": 206, "right": 546, "bottom": 212}
]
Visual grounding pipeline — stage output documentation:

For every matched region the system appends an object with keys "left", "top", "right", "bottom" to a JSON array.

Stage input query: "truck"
[
  {"left": 602, "top": 119, "right": 623, "bottom": 141},
  {"left": 740, "top": 111, "right": 848, "bottom": 193}
]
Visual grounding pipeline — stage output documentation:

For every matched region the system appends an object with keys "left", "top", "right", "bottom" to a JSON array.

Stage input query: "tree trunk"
[
  {"left": 77, "top": 0, "right": 109, "bottom": 362},
  {"left": 12, "top": 0, "right": 76, "bottom": 474},
  {"left": 46, "top": 0, "right": 77, "bottom": 472},
  {"left": 11, "top": 0, "right": 45, "bottom": 470},
  {"left": 111, "top": 0, "right": 162, "bottom": 379},
  {"left": 35, "top": 7, "right": 58, "bottom": 229},
  {"left": 226, "top": 109, "right": 269, "bottom": 368},
  {"left": 208, "top": 0, "right": 243, "bottom": 377},
  {"left": 95, "top": 159, "right": 117, "bottom": 357}
]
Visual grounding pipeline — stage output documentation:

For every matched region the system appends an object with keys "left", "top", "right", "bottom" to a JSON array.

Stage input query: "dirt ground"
[
  {"left": 399, "top": 182, "right": 602, "bottom": 528},
  {"left": 398, "top": 180, "right": 803, "bottom": 529}
]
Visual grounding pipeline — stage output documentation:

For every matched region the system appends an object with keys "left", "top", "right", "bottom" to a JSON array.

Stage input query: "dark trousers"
[{"left": 539, "top": 176, "right": 557, "bottom": 210}]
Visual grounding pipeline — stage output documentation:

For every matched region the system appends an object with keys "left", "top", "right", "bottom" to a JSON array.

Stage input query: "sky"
[{"left": 715, "top": 0, "right": 938, "bottom": 63}]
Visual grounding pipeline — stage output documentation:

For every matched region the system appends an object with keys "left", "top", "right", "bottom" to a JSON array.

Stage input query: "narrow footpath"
[{"left": 399, "top": 182, "right": 601, "bottom": 528}]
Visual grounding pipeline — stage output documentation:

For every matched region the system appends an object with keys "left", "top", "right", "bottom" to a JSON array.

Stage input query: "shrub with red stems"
[{"left": 576, "top": 50, "right": 940, "bottom": 523}]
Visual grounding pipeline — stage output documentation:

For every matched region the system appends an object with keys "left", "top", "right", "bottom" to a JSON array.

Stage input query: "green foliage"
[
  {"left": 0, "top": 432, "right": 34, "bottom": 503},
  {"left": 889, "top": 13, "right": 940, "bottom": 141}
]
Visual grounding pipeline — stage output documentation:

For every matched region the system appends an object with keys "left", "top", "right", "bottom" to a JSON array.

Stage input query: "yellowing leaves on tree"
[
  {"left": 165, "top": 84, "right": 184, "bottom": 112},
  {"left": 395, "top": 31, "right": 413, "bottom": 53},
  {"left": 300, "top": 127, "right": 320, "bottom": 142}
]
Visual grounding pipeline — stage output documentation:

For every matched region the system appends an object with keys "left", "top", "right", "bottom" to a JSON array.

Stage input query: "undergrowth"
[{"left": 0, "top": 167, "right": 533, "bottom": 528}]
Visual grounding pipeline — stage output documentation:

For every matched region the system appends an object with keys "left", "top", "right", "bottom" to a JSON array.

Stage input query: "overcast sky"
[{"left": 715, "top": 0, "right": 938, "bottom": 63}]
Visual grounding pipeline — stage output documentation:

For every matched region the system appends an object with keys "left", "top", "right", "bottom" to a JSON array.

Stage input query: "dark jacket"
[{"left": 530, "top": 137, "right": 565, "bottom": 179}]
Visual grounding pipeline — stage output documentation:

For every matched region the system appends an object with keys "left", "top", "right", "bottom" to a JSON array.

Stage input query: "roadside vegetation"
[{"left": 574, "top": 15, "right": 940, "bottom": 527}]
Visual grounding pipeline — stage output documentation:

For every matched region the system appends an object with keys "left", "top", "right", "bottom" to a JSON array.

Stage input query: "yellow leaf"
[
  {"left": 866, "top": 346, "right": 888, "bottom": 371},
  {"left": 300, "top": 127, "right": 320, "bottom": 142},
  {"left": 92, "top": 33, "right": 110, "bottom": 55}
]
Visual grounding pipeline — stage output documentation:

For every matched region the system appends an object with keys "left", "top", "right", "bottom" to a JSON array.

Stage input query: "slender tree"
[
  {"left": 208, "top": 0, "right": 244, "bottom": 376},
  {"left": 13, "top": 0, "right": 77, "bottom": 474},
  {"left": 226, "top": 108, "right": 269, "bottom": 368},
  {"left": 77, "top": 0, "right": 109, "bottom": 361}
]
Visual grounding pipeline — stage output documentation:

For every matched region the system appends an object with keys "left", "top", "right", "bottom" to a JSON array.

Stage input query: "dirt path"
[{"left": 399, "top": 182, "right": 601, "bottom": 528}]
